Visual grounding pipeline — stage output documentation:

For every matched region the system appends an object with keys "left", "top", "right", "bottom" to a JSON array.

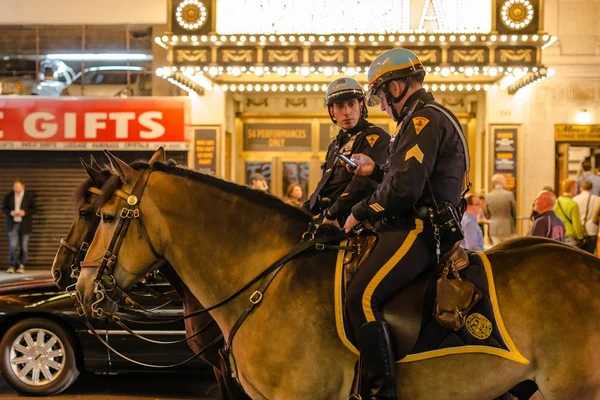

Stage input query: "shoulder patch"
[
  {"left": 412, "top": 117, "right": 430, "bottom": 135},
  {"left": 365, "top": 134, "right": 379, "bottom": 147},
  {"left": 405, "top": 144, "right": 424, "bottom": 164}
]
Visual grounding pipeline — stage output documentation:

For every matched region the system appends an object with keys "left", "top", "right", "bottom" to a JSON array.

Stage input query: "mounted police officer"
[
  {"left": 304, "top": 77, "right": 390, "bottom": 227},
  {"left": 343, "top": 49, "right": 469, "bottom": 399}
]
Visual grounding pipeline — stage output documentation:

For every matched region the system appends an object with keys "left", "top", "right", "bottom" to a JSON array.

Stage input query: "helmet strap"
[
  {"left": 383, "top": 76, "right": 413, "bottom": 121},
  {"left": 328, "top": 105, "right": 337, "bottom": 125}
]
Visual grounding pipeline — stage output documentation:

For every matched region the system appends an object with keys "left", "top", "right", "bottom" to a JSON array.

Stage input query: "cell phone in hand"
[{"left": 336, "top": 153, "right": 358, "bottom": 169}]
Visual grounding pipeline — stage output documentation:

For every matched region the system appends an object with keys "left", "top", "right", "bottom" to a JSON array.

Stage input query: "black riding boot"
[{"left": 357, "top": 321, "right": 398, "bottom": 400}]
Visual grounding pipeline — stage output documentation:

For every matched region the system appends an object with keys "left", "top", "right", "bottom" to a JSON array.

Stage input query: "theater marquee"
[{"left": 157, "top": 0, "right": 552, "bottom": 95}]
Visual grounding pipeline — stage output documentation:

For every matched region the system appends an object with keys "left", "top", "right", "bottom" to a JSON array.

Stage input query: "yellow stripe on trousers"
[{"left": 361, "top": 219, "right": 424, "bottom": 322}]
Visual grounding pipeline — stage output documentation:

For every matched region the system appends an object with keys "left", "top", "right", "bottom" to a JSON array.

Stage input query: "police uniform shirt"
[
  {"left": 308, "top": 119, "right": 390, "bottom": 219},
  {"left": 351, "top": 89, "right": 466, "bottom": 222}
]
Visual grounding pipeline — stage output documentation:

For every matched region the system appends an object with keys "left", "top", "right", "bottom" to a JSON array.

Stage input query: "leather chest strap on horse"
[
  {"left": 222, "top": 230, "right": 351, "bottom": 355},
  {"left": 155, "top": 230, "right": 352, "bottom": 325}
]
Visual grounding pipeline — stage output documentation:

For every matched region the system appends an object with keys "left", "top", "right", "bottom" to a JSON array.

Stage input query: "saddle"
[{"left": 342, "top": 233, "right": 478, "bottom": 360}]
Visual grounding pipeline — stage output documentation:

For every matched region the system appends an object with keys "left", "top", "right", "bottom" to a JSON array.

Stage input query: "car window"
[{"left": 79, "top": 71, "right": 140, "bottom": 85}]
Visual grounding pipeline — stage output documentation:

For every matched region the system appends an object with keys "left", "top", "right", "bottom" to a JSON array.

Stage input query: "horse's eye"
[
  {"left": 79, "top": 210, "right": 90, "bottom": 219},
  {"left": 102, "top": 214, "right": 115, "bottom": 223}
]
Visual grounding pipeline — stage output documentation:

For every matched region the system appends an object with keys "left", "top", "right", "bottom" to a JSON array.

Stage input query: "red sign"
[{"left": 0, "top": 97, "right": 189, "bottom": 150}]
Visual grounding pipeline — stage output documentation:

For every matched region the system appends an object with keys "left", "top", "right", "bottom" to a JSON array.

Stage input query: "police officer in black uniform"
[
  {"left": 343, "top": 49, "right": 469, "bottom": 399},
  {"left": 304, "top": 77, "right": 390, "bottom": 227}
]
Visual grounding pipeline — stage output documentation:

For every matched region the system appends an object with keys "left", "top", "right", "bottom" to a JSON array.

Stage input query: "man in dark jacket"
[
  {"left": 304, "top": 77, "right": 390, "bottom": 227},
  {"left": 530, "top": 190, "right": 565, "bottom": 241},
  {"left": 3, "top": 178, "right": 37, "bottom": 273},
  {"left": 343, "top": 48, "right": 468, "bottom": 399}
]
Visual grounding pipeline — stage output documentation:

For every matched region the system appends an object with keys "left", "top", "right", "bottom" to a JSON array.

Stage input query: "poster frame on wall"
[
  {"left": 189, "top": 125, "right": 221, "bottom": 177},
  {"left": 488, "top": 123, "right": 523, "bottom": 234}
]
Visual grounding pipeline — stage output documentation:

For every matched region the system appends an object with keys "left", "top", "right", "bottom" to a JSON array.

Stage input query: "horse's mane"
[
  {"left": 97, "top": 161, "right": 312, "bottom": 222},
  {"left": 72, "top": 169, "right": 113, "bottom": 205}
]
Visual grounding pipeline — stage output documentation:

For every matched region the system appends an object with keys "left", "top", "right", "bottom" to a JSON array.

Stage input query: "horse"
[
  {"left": 75, "top": 150, "right": 600, "bottom": 400},
  {"left": 51, "top": 150, "right": 248, "bottom": 400}
]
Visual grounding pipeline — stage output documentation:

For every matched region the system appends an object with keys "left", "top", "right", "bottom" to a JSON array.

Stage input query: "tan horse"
[
  {"left": 76, "top": 152, "right": 600, "bottom": 400},
  {"left": 51, "top": 152, "right": 248, "bottom": 400}
]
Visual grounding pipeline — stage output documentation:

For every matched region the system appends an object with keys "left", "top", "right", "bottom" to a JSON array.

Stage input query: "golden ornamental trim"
[
  {"left": 442, "top": 98, "right": 465, "bottom": 107},
  {"left": 221, "top": 49, "right": 254, "bottom": 62},
  {"left": 312, "top": 49, "right": 345, "bottom": 63},
  {"left": 357, "top": 49, "right": 388, "bottom": 63},
  {"left": 499, "top": 49, "right": 533, "bottom": 63},
  {"left": 451, "top": 49, "right": 486, "bottom": 63},
  {"left": 285, "top": 98, "right": 307, "bottom": 108},
  {"left": 266, "top": 49, "right": 300, "bottom": 63},
  {"left": 413, "top": 49, "right": 438, "bottom": 63},
  {"left": 246, "top": 98, "right": 269, "bottom": 107},
  {"left": 176, "top": 49, "right": 209, "bottom": 63}
]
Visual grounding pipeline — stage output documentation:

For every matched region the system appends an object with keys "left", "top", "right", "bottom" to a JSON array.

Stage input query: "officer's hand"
[
  {"left": 344, "top": 214, "right": 361, "bottom": 233},
  {"left": 322, "top": 217, "right": 341, "bottom": 229},
  {"left": 349, "top": 154, "right": 375, "bottom": 176}
]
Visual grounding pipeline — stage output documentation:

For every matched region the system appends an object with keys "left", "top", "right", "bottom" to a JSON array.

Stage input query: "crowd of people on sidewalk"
[{"left": 459, "top": 159, "right": 600, "bottom": 256}]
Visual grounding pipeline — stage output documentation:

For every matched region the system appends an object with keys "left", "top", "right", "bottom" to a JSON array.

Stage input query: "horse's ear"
[
  {"left": 148, "top": 146, "right": 166, "bottom": 166},
  {"left": 80, "top": 158, "right": 104, "bottom": 187},
  {"left": 89, "top": 154, "right": 102, "bottom": 170},
  {"left": 104, "top": 150, "right": 136, "bottom": 184}
]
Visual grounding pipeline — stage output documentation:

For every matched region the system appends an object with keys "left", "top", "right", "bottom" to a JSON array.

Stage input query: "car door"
[{"left": 105, "top": 272, "right": 207, "bottom": 371}]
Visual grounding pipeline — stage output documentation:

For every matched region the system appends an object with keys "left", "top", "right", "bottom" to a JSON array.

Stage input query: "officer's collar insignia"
[
  {"left": 365, "top": 134, "right": 379, "bottom": 147},
  {"left": 412, "top": 117, "right": 430, "bottom": 135}
]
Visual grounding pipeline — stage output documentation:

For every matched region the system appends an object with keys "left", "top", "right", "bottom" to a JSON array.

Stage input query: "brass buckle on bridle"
[{"left": 249, "top": 291, "right": 263, "bottom": 305}]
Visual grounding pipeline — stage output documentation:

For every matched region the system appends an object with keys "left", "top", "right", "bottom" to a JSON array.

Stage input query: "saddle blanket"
[{"left": 335, "top": 249, "right": 529, "bottom": 364}]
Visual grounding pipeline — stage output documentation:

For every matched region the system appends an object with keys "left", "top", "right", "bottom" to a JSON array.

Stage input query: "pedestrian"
[
  {"left": 461, "top": 194, "right": 484, "bottom": 251},
  {"left": 554, "top": 179, "right": 586, "bottom": 247},
  {"left": 577, "top": 160, "right": 600, "bottom": 196},
  {"left": 530, "top": 190, "right": 565, "bottom": 242},
  {"left": 484, "top": 174, "right": 517, "bottom": 245},
  {"left": 573, "top": 180, "right": 599, "bottom": 254},
  {"left": 250, "top": 173, "right": 269, "bottom": 192},
  {"left": 284, "top": 183, "right": 303, "bottom": 207},
  {"left": 3, "top": 178, "right": 37, "bottom": 273}
]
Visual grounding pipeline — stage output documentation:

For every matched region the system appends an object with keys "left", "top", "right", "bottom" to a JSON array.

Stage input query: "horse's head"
[
  {"left": 76, "top": 148, "right": 167, "bottom": 318},
  {"left": 52, "top": 157, "right": 109, "bottom": 291}
]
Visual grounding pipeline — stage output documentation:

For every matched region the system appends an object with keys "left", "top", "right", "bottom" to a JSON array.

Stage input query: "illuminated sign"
[
  {"left": 216, "top": 0, "right": 492, "bottom": 34},
  {"left": 555, "top": 125, "right": 600, "bottom": 142}
]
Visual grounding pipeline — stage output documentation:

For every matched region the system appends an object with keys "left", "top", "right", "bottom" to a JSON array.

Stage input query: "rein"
[{"left": 77, "top": 166, "right": 352, "bottom": 369}]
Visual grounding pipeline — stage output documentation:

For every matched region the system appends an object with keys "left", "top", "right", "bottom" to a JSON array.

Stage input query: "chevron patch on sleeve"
[
  {"left": 405, "top": 144, "right": 424, "bottom": 163},
  {"left": 369, "top": 203, "right": 385, "bottom": 212}
]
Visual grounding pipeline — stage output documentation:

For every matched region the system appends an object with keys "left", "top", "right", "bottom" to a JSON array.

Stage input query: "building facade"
[{"left": 1, "top": 0, "right": 600, "bottom": 265}]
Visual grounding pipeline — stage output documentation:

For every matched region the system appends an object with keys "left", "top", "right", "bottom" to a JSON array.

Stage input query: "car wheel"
[{"left": 0, "top": 318, "right": 80, "bottom": 396}]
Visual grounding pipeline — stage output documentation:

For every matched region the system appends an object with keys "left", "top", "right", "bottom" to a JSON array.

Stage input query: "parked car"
[
  {"left": 63, "top": 66, "right": 152, "bottom": 97},
  {"left": 0, "top": 59, "right": 75, "bottom": 96},
  {"left": 0, "top": 272, "right": 207, "bottom": 396}
]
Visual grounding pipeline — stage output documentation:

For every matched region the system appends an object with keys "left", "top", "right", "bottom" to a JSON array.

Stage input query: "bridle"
[
  {"left": 76, "top": 166, "right": 353, "bottom": 370},
  {"left": 59, "top": 186, "right": 103, "bottom": 293},
  {"left": 79, "top": 168, "right": 162, "bottom": 319},
  {"left": 72, "top": 168, "right": 225, "bottom": 368}
]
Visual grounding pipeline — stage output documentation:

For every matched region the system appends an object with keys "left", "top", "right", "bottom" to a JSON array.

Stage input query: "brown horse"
[
  {"left": 51, "top": 151, "right": 248, "bottom": 399},
  {"left": 76, "top": 152, "right": 600, "bottom": 400}
]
